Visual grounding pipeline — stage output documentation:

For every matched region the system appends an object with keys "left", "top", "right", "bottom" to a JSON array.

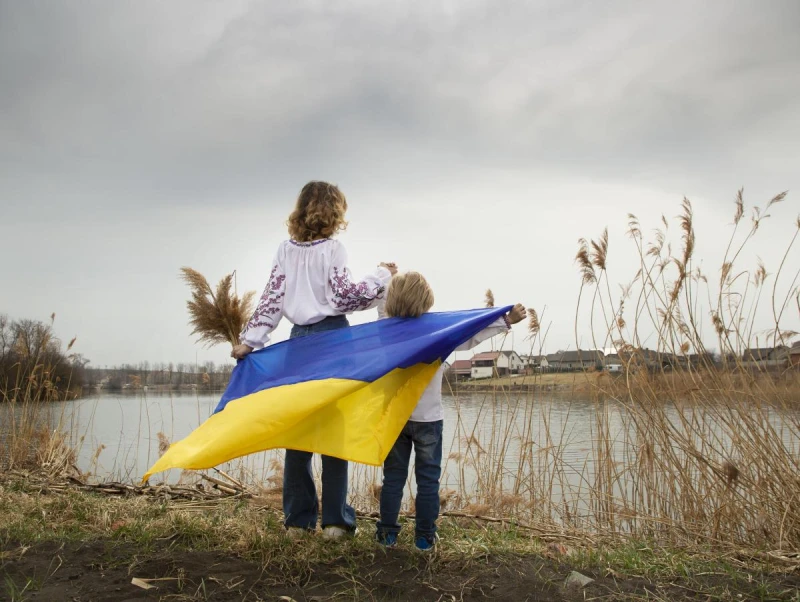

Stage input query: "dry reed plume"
[
  {"left": 180, "top": 267, "right": 256, "bottom": 348},
  {"left": 526, "top": 307, "right": 540, "bottom": 339}
]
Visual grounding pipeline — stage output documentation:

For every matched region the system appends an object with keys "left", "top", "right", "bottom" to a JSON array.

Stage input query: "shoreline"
[{"left": 448, "top": 371, "right": 601, "bottom": 393}]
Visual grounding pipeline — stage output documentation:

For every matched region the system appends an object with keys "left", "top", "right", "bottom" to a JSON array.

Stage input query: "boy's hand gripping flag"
[{"left": 143, "top": 306, "right": 512, "bottom": 481}]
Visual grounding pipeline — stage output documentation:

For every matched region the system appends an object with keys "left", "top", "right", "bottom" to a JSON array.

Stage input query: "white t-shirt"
[{"left": 240, "top": 239, "right": 391, "bottom": 350}]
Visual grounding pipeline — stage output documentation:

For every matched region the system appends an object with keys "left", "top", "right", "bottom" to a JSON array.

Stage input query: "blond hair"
[
  {"left": 287, "top": 181, "right": 348, "bottom": 242},
  {"left": 384, "top": 272, "right": 435, "bottom": 318}
]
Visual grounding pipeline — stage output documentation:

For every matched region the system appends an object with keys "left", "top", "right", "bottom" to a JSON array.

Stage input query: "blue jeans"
[
  {"left": 283, "top": 315, "right": 356, "bottom": 531},
  {"left": 377, "top": 420, "right": 443, "bottom": 541}
]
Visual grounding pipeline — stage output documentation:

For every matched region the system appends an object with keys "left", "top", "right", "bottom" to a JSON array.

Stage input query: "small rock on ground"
[{"left": 564, "top": 571, "right": 595, "bottom": 589}]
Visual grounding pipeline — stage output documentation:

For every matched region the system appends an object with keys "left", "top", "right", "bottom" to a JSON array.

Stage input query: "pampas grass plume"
[{"left": 181, "top": 267, "right": 256, "bottom": 348}]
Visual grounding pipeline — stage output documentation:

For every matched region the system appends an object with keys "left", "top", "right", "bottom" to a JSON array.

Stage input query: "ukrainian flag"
[{"left": 143, "top": 306, "right": 511, "bottom": 481}]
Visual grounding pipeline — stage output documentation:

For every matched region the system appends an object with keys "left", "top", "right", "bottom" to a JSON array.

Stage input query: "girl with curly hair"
[{"left": 232, "top": 180, "right": 396, "bottom": 539}]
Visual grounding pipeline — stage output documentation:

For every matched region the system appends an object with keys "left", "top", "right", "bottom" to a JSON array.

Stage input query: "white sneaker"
[
  {"left": 285, "top": 527, "right": 307, "bottom": 540},
  {"left": 322, "top": 526, "right": 356, "bottom": 540}
]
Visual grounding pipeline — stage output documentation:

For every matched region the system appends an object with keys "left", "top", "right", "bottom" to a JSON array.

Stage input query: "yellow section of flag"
[{"left": 143, "top": 361, "right": 441, "bottom": 481}]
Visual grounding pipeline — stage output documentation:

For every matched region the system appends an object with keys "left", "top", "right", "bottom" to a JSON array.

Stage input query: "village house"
[
  {"left": 616, "top": 348, "right": 676, "bottom": 371},
  {"left": 546, "top": 349, "right": 604, "bottom": 372},
  {"left": 605, "top": 349, "right": 681, "bottom": 373},
  {"left": 669, "top": 352, "right": 718, "bottom": 370},
  {"left": 741, "top": 346, "right": 789, "bottom": 369},
  {"left": 604, "top": 353, "right": 623, "bottom": 373},
  {"left": 449, "top": 359, "right": 473, "bottom": 381},
  {"left": 471, "top": 350, "right": 525, "bottom": 379},
  {"left": 790, "top": 342, "right": 800, "bottom": 369},
  {"left": 520, "top": 354, "right": 549, "bottom": 374}
]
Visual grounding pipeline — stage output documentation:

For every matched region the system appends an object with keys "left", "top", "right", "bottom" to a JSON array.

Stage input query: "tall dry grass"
[
  {"left": 0, "top": 315, "right": 79, "bottom": 476},
  {"left": 562, "top": 191, "right": 800, "bottom": 550}
]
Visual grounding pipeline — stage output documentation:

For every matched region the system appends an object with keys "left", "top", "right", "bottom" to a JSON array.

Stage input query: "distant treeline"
[
  {"left": 0, "top": 314, "right": 88, "bottom": 401},
  {"left": 84, "top": 362, "right": 234, "bottom": 391},
  {"left": 1, "top": 314, "right": 238, "bottom": 400}
]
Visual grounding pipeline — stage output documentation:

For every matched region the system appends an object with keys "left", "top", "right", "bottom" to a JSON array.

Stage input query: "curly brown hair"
[{"left": 287, "top": 181, "right": 349, "bottom": 242}]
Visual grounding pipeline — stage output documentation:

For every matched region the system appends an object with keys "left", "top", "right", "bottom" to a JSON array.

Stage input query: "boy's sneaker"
[
  {"left": 322, "top": 526, "right": 357, "bottom": 540},
  {"left": 376, "top": 531, "right": 398, "bottom": 548},
  {"left": 415, "top": 534, "right": 438, "bottom": 552}
]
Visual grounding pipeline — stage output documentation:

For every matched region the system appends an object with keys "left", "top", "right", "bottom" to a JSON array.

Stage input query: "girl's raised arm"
[{"left": 326, "top": 242, "right": 392, "bottom": 313}]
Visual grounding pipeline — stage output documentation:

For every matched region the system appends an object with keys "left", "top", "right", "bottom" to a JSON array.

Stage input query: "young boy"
[{"left": 375, "top": 272, "right": 526, "bottom": 550}]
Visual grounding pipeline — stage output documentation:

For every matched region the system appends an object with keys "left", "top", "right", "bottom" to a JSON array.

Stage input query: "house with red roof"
[
  {"left": 450, "top": 359, "right": 473, "bottom": 381},
  {"left": 471, "top": 350, "right": 525, "bottom": 379}
]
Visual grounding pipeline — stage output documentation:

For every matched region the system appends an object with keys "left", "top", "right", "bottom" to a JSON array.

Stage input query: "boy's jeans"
[
  {"left": 377, "top": 420, "right": 443, "bottom": 541},
  {"left": 283, "top": 315, "right": 356, "bottom": 531}
]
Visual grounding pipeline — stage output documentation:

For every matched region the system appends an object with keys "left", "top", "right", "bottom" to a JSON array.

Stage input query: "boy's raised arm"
[{"left": 454, "top": 303, "right": 527, "bottom": 351}]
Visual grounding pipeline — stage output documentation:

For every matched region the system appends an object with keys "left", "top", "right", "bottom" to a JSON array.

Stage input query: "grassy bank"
[
  {"left": 453, "top": 370, "right": 800, "bottom": 398},
  {"left": 451, "top": 371, "right": 601, "bottom": 392},
  {"left": 2, "top": 472, "right": 799, "bottom": 602}
]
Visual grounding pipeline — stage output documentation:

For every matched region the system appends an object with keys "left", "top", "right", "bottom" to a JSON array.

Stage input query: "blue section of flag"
[{"left": 214, "top": 306, "right": 511, "bottom": 413}]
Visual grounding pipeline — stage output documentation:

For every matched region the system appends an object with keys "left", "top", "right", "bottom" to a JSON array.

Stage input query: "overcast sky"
[{"left": 1, "top": 0, "right": 798, "bottom": 369}]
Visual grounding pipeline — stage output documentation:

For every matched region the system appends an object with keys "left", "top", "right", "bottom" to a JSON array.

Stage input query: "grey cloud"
[{"left": 3, "top": 0, "right": 797, "bottom": 214}]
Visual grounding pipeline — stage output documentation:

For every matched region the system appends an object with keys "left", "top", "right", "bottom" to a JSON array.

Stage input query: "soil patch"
[{"left": 3, "top": 539, "right": 799, "bottom": 601}]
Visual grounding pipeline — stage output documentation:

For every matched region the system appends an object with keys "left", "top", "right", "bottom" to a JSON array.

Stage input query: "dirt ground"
[{"left": 3, "top": 538, "right": 799, "bottom": 602}]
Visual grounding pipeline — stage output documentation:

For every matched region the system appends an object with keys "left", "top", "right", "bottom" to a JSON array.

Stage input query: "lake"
[
  {"left": 4, "top": 388, "right": 799, "bottom": 523},
  {"left": 5, "top": 390, "right": 596, "bottom": 484}
]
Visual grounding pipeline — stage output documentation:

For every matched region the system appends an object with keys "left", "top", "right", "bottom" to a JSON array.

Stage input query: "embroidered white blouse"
[
  {"left": 240, "top": 239, "right": 392, "bottom": 350},
  {"left": 377, "top": 301, "right": 510, "bottom": 422}
]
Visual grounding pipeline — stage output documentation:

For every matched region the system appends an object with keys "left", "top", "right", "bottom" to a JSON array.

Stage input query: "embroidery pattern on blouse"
[
  {"left": 328, "top": 267, "right": 385, "bottom": 312},
  {"left": 289, "top": 239, "right": 330, "bottom": 247},
  {"left": 243, "top": 264, "right": 286, "bottom": 333}
]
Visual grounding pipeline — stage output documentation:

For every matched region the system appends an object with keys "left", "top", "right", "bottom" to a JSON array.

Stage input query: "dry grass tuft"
[
  {"left": 439, "top": 488, "right": 459, "bottom": 510},
  {"left": 590, "top": 228, "right": 609, "bottom": 271},
  {"left": 157, "top": 432, "right": 171, "bottom": 457},
  {"left": 6, "top": 428, "right": 78, "bottom": 479},
  {"left": 575, "top": 238, "right": 596, "bottom": 284},
  {"left": 462, "top": 503, "right": 492, "bottom": 516},
  {"left": 180, "top": 267, "right": 256, "bottom": 348},
  {"left": 734, "top": 188, "right": 744, "bottom": 225},
  {"left": 526, "top": 307, "right": 540, "bottom": 339}
]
